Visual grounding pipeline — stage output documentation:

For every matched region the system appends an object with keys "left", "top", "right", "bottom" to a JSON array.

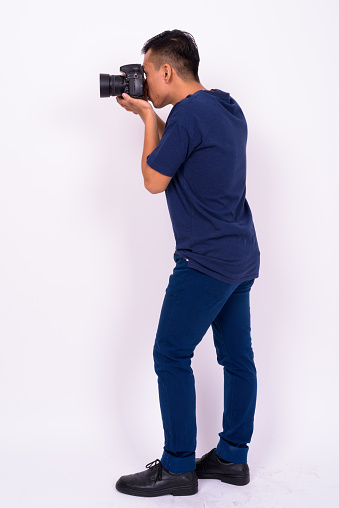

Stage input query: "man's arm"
[
  {"left": 116, "top": 94, "right": 171, "bottom": 194},
  {"left": 156, "top": 114, "right": 166, "bottom": 139},
  {"left": 141, "top": 109, "right": 171, "bottom": 193}
]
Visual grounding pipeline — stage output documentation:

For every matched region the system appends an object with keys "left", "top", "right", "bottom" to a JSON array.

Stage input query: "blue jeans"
[{"left": 154, "top": 254, "right": 257, "bottom": 474}]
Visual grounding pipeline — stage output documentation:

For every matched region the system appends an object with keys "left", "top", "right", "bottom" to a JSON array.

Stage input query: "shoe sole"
[
  {"left": 116, "top": 483, "right": 198, "bottom": 497},
  {"left": 197, "top": 473, "right": 250, "bottom": 486}
]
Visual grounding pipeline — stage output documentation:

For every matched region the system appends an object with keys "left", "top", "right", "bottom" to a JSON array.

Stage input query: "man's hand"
[{"left": 116, "top": 93, "right": 153, "bottom": 124}]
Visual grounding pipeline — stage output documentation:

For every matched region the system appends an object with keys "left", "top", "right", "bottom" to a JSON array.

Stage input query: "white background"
[{"left": 1, "top": 1, "right": 338, "bottom": 507}]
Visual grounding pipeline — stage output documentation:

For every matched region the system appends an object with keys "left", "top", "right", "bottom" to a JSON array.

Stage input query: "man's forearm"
[
  {"left": 141, "top": 111, "right": 172, "bottom": 194},
  {"left": 156, "top": 114, "right": 166, "bottom": 139},
  {"left": 115, "top": 93, "right": 171, "bottom": 193},
  {"left": 141, "top": 111, "right": 160, "bottom": 186}
]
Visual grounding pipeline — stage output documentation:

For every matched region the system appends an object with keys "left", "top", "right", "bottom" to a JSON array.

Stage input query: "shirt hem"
[{"left": 176, "top": 251, "right": 259, "bottom": 285}]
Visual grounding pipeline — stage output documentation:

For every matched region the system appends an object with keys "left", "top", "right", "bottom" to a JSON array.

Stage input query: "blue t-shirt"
[{"left": 147, "top": 89, "right": 260, "bottom": 284}]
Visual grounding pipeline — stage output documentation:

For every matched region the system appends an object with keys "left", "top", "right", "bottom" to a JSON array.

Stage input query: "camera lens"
[
  {"left": 100, "top": 74, "right": 125, "bottom": 97},
  {"left": 100, "top": 74, "right": 110, "bottom": 97}
]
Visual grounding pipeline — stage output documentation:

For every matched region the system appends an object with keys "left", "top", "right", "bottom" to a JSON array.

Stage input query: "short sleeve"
[{"left": 147, "top": 120, "right": 190, "bottom": 178}]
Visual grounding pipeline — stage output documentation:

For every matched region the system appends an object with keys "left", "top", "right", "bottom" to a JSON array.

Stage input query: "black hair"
[{"left": 141, "top": 29, "right": 200, "bottom": 82}]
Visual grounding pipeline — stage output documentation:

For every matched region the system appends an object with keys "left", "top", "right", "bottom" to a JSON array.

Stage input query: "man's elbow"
[
  {"left": 144, "top": 180, "right": 166, "bottom": 194},
  {"left": 142, "top": 164, "right": 172, "bottom": 194}
]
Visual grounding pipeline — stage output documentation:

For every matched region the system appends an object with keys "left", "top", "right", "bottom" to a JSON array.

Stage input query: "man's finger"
[
  {"left": 122, "top": 93, "right": 135, "bottom": 103},
  {"left": 117, "top": 95, "right": 131, "bottom": 107}
]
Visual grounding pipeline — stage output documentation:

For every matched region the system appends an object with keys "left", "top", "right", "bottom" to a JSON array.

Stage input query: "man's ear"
[{"left": 162, "top": 64, "right": 172, "bottom": 83}]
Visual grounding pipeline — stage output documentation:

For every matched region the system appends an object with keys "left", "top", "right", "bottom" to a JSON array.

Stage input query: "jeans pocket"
[
  {"left": 202, "top": 274, "right": 229, "bottom": 300},
  {"left": 202, "top": 274, "right": 236, "bottom": 300},
  {"left": 166, "top": 259, "right": 190, "bottom": 297}
]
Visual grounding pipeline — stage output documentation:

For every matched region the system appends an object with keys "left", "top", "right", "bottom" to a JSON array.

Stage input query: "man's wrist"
[{"left": 141, "top": 107, "right": 156, "bottom": 124}]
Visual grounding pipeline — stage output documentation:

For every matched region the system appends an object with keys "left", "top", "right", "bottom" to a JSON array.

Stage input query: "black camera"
[{"left": 100, "top": 64, "right": 144, "bottom": 98}]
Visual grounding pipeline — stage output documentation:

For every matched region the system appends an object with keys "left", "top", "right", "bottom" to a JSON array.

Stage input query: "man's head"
[
  {"left": 142, "top": 30, "right": 200, "bottom": 82},
  {"left": 141, "top": 30, "right": 201, "bottom": 108}
]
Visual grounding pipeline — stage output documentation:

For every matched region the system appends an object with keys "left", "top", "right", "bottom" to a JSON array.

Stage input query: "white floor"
[{"left": 1, "top": 448, "right": 337, "bottom": 508}]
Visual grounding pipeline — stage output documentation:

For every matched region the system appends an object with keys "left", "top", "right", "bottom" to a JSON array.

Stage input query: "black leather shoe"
[
  {"left": 115, "top": 459, "right": 198, "bottom": 497},
  {"left": 196, "top": 448, "right": 250, "bottom": 486}
]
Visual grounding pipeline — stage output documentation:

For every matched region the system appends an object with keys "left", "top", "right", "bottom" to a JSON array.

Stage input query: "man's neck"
[{"left": 171, "top": 82, "right": 207, "bottom": 105}]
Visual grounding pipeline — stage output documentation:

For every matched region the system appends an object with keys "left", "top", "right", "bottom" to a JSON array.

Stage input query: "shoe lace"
[{"left": 146, "top": 459, "right": 163, "bottom": 482}]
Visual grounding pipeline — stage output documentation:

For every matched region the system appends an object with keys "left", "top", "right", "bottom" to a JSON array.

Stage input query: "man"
[{"left": 115, "top": 30, "right": 260, "bottom": 497}]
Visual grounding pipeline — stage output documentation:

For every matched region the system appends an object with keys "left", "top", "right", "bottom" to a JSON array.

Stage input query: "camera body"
[{"left": 100, "top": 64, "right": 144, "bottom": 98}]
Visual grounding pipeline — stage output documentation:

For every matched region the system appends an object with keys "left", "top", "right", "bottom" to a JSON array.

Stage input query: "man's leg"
[
  {"left": 212, "top": 279, "right": 257, "bottom": 464},
  {"left": 195, "top": 279, "right": 256, "bottom": 486},
  {"left": 115, "top": 257, "right": 253, "bottom": 495},
  {"left": 153, "top": 256, "right": 239, "bottom": 474}
]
